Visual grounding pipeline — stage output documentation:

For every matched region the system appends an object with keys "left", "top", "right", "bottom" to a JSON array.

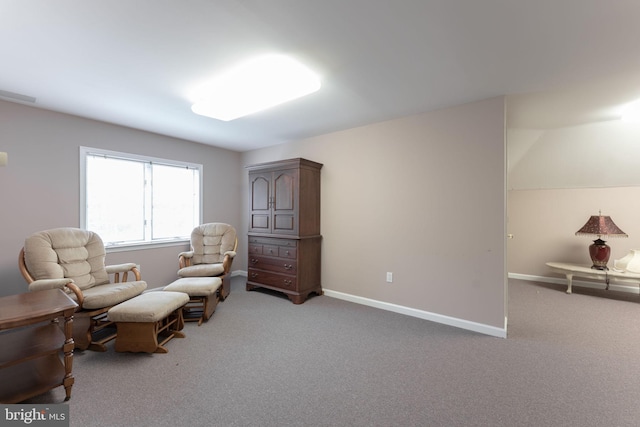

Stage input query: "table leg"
[
  {"left": 63, "top": 313, "right": 75, "bottom": 401},
  {"left": 566, "top": 273, "right": 573, "bottom": 294}
]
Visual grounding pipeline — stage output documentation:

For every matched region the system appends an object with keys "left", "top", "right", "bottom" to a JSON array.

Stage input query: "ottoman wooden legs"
[{"left": 114, "top": 309, "right": 186, "bottom": 353}]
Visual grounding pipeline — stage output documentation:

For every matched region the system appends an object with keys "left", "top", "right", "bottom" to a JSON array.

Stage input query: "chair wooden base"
[
  {"left": 182, "top": 295, "right": 219, "bottom": 326},
  {"left": 114, "top": 309, "right": 185, "bottom": 353},
  {"left": 220, "top": 275, "right": 230, "bottom": 300},
  {"left": 72, "top": 308, "right": 117, "bottom": 352}
]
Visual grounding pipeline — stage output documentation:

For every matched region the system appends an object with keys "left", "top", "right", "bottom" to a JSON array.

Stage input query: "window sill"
[{"left": 105, "top": 239, "right": 190, "bottom": 253}]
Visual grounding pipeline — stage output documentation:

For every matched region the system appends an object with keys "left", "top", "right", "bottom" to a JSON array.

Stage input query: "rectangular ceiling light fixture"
[
  {"left": 191, "top": 54, "right": 321, "bottom": 121},
  {"left": 620, "top": 99, "right": 640, "bottom": 122}
]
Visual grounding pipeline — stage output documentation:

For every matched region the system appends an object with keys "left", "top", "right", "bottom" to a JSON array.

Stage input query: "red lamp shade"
[{"left": 575, "top": 213, "right": 627, "bottom": 270}]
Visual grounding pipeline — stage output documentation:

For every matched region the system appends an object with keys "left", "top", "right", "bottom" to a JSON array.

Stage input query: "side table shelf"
[{"left": 0, "top": 289, "right": 77, "bottom": 403}]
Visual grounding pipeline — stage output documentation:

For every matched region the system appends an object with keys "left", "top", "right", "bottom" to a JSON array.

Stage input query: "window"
[{"left": 80, "top": 147, "right": 202, "bottom": 249}]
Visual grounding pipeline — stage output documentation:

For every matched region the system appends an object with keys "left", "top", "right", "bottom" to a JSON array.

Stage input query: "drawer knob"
[
  {"left": 284, "top": 264, "right": 292, "bottom": 270},
  {"left": 284, "top": 279, "right": 292, "bottom": 285},
  {"left": 251, "top": 273, "right": 258, "bottom": 278},
  {"left": 285, "top": 251, "right": 290, "bottom": 255},
  {"left": 250, "top": 258, "right": 258, "bottom": 264}
]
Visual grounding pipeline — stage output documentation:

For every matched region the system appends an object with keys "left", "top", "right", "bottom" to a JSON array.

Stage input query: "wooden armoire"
[{"left": 246, "top": 158, "right": 322, "bottom": 304}]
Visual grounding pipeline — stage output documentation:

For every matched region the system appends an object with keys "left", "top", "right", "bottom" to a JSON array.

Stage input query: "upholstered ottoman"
[
  {"left": 163, "top": 277, "right": 222, "bottom": 325},
  {"left": 108, "top": 292, "right": 189, "bottom": 353}
]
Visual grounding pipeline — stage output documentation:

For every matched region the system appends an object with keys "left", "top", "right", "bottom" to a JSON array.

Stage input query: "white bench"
[{"left": 546, "top": 262, "right": 640, "bottom": 294}]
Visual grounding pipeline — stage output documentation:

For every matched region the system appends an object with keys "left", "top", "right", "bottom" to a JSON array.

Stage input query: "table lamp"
[{"left": 575, "top": 212, "right": 627, "bottom": 270}]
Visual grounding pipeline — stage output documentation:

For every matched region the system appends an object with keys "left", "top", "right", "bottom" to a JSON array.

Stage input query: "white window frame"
[{"left": 80, "top": 146, "right": 203, "bottom": 252}]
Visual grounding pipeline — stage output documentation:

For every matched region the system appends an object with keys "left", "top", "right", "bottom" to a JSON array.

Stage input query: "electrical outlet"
[{"left": 386, "top": 272, "right": 393, "bottom": 283}]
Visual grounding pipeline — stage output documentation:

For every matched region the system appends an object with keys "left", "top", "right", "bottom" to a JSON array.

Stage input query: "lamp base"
[{"left": 589, "top": 238, "right": 610, "bottom": 270}]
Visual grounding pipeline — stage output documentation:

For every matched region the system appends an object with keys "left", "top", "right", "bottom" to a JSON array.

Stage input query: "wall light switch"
[{"left": 386, "top": 272, "right": 393, "bottom": 283}]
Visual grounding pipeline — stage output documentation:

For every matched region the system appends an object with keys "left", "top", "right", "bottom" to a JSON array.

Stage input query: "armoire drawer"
[
  {"left": 278, "top": 246, "right": 297, "bottom": 259},
  {"left": 248, "top": 236, "right": 297, "bottom": 247},
  {"left": 263, "top": 245, "right": 279, "bottom": 257},
  {"left": 247, "top": 269, "right": 297, "bottom": 291},
  {"left": 248, "top": 237, "right": 297, "bottom": 257},
  {"left": 248, "top": 256, "right": 297, "bottom": 274},
  {"left": 248, "top": 244, "right": 263, "bottom": 255}
]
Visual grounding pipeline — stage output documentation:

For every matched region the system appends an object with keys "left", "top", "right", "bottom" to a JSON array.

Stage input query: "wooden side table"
[{"left": 0, "top": 289, "right": 78, "bottom": 403}]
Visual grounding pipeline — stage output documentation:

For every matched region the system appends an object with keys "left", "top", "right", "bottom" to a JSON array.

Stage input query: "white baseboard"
[
  {"left": 233, "top": 270, "right": 506, "bottom": 338},
  {"left": 323, "top": 289, "right": 507, "bottom": 339},
  {"left": 508, "top": 272, "right": 640, "bottom": 294}
]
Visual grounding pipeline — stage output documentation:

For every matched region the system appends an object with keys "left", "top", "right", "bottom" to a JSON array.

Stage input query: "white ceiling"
[{"left": 3, "top": 1, "right": 640, "bottom": 152}]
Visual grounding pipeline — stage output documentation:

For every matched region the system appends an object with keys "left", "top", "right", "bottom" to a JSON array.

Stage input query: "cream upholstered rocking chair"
[
  {"left": 177, "top": 223, "right": 237, "bottom": 299},
  {"left": 19, "top": 227, "right": 147, "bottom": 351}
]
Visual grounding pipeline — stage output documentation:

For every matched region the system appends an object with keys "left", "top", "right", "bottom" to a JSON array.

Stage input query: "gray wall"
[
  {"left": 241, "top": 97, "right": 507, "bottom": 330},
  {"left": 0, "top": 100, "right": 242, "bottom": 296}
]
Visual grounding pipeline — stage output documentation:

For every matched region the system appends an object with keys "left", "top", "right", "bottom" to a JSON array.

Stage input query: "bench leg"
[{"left": 565, "top": 273, "right": 573, "bottom": 294}]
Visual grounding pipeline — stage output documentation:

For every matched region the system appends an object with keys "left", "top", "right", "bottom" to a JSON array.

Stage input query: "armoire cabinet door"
[
  {"left": 249, "top": 168, "right": 299, "bottom": 235},
  {"left": 249, "top": 172, "right": 271, "bottom": 233},
  {"left": 272, "top": 169, "right": 298, "bottom": 235}
]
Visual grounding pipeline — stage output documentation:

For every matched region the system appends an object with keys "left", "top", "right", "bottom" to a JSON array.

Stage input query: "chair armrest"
[
  {"left": 28, "top": 279, "right": 84, "bottom": 308},
  {"left": 178, "top": 251, "right": 194, "bottom": 269},
  {"left": 222, "top": 251, "right": 236, "bottom": 274},
  {"left": 28, "top": 278, "right": 74, "bottom": 292},
  {"left": 105, "top": 263, "right": 137, "bottom": 274},
  {"left": 106, "top": 263, "right": 141, "bottom": 282}
]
